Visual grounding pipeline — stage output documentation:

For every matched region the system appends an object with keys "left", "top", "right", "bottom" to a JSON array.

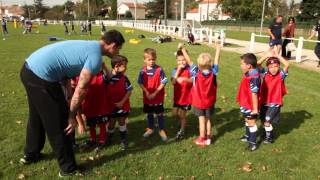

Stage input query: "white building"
[
  {"left": 186, "top": 0, "right": 230, "bottom": 22},
  {"left": 118, "top": 2, "right": 146, "bottom": 19}
]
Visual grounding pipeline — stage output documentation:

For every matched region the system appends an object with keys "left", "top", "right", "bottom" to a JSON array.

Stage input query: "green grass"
[
  {"left": 0, "top": 24, "right": 320, "bottom": 179},
  {"left": 225, "top": 30, "right": 317, "bottom": 51}
]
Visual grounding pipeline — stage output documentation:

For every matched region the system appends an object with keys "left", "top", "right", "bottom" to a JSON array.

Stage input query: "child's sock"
[
  {"left": 107, "top": 128, "right": 115, "bottom": 140},
  {"left": 157, "top": 114, "right": 165, "bottom": 130},
  {"left": 245, "top": 122, "right": 249, "bottom": 138},
  {"left": 89, "top": 125, "right": 97, "bottom": 142},
  {"left": 147, "top": 114, "right": 154, "bottom": 129},
  {"left": 248, "top": 125, "right": 258, "bottom": 145},
  {"left": 99, "top": 123, "right": 106, "bottom": 144},
  {"left": 264, "top": 124, "right": 273, "bottom": 140},
  {"left": 119, "top": 124, "right": 127, "bottom": 141}
]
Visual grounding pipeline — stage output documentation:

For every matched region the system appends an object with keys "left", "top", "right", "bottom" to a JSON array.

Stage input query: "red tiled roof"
[
  {"left": 199, "top": 0, "right": 219, "bottom": 4},
  {"left": 187, "top": 8, "right": 198, "bottom": 13},
  {"left": 120, "top": 2, "right": 146, "bottom": 9}
]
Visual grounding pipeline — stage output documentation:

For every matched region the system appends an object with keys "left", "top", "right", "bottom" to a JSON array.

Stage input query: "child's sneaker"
[
  {"left": 159, "top": 130, "right": 168, "bottom": 142},
  {"left": 205, "top": 137, "right": 212, "bottom": 145},
  {"left": 19, "top": 153, "right": 42, "bottom": 165},
  {"left": 248, "top": 143, "right": 258, "bottom": 151},
  {"left": 175, "top": 130, "right": 185, "bottom": 140},
  {"left": 240, "top": 135, "right": 248, "bottom": 142},
  {"left": 263, "top": 138, "right": 274, "bottom": 144},
  {"left": 193, "top": 137, "right": 206, "bottom": 146},
  {"left": 143, "top": 128, "right": 154, "bottom": 138},
  {"left": 58, "top": 168, "right": 84, "bottom": 178},
  {"left": 120, "top": 140, "right": 128, "bottom": 150}
]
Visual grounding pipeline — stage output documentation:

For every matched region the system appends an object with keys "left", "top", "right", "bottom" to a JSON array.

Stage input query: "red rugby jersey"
[
  {"left": 260, "top": 71, "right": 287, "bottom": 106},
  {"left": 236, "top": 73, "right": 260, "bottom": 111},
  {"left": 191, "top": 71, "right": 217, "bottom": 109},
  {"left": 173, "top": 67, "right": 192, "bottom": 106},
  {"left": 105, "top": 74, "right": 131, "bottom": 112},
  {"left": 141, "top": 65, "right": 165, "bottom": 105}
]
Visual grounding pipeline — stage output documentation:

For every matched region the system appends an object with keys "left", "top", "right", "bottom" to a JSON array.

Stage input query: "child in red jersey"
[
  {"left": 182, "top": 44, "right": 221, "bottom": 146},
  {"left": 236, "top": 53, "right": 261, "bottom": 151},
  {"left": 104, "top": 55, "right": 132, "bottom": 150},
  {"left": 258, "top": 52, "right": 289, "bottom": 144},
  {"left": 76, "top": 71, "right": 109, "bottom": 149},
  {"left": 171, "top": 44, "right": 193, "bottom": 140},
  {"left": 137, "top": 48, "right": 168, "bottom": 141}
]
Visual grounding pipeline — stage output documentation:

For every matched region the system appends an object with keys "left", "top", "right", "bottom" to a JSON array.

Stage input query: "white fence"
[
  {"left": 47, "top": 20, "right": 226, "bottom": 46},
  {"left": 249, "top": 33, "right": 320, "bottom": 63}
]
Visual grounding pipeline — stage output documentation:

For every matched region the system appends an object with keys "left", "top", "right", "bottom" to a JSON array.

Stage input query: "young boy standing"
[
  {"left": 138, "top": 48, "right": 168, "bottom": 141},
  {"left": 104, "top": 55, "right": 132, "bottom": 150},
  {"left": 181, "top": 44, "right": 221, "bottom": 146},
  {"left": 237, "top": 53, "right": 260, "bottom": 151},
  {"left": 258, "top": 53, "right": 289, "bottom": 144}
]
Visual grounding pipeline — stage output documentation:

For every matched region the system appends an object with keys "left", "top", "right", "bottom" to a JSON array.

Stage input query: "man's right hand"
[{"left": 65, "top": 114, "right": 77, "bottom": 135}]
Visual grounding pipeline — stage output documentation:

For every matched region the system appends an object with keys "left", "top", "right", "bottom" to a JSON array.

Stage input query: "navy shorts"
[
  {"left": 260, "top": 105, "right": 281, "bottom": 124},
  {"left": 269, "top": 39, "right": 282, "bottom": 47},
  {"left": 192, "top": 105, "right": 215, "bottom": 118},
  {"left": 143, "top": 104, "right": 164, "bottom": 114},
  {"left": 173, "top": 103, "right": 191, "bottom": 111},
  {"left": 108, "top": 108, "right": 129, "bottom": 118},
  {"left": 86, "top": 115, "right": 108, "bottom": 127}
]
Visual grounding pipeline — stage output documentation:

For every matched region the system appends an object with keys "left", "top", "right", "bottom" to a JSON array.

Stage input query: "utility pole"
[
  {"left": 259, "top": 0, "right": 266, "bottom": 35},
  {"left": 164, "top": 0, "right": 167, "bottom": 25},
  {"left": 87, "top": 0, "right": 90, "bottom": 19}
]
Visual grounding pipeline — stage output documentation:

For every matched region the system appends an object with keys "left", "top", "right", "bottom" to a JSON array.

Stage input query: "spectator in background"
[
  {"left": 268, "top": 15, "right": 283, "bottom": 54},
  {"left": 282, "top": 17, "right": 296, "bottom": 59},
  {"left": 1, "top": 18, "right": 8, "bottom": 34},
  {"left": 308, "top": 19, "right": 320, "bottom": 67}
]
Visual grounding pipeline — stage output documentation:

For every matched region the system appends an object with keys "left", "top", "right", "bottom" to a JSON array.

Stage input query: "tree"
[
  {"left": 220, "top": 0, "right": 262, "bottom": 20},
  {"left": 146, "top": 0, "right": 172, "bottom": 18},
  {"left": 125, "top": 10, "right": 133, "bottom": 19},
  {"left": 298, "top": 0, "right": 320, "bottom": 20},
  {"left": 44, "top": 5, "right": 64, "bottom": 20},
  {"left": 33, "top": 0, "right": 49, "bottom": 18},
  {"left": 110, "top": 0, "right": 117, "bottom": 19}
]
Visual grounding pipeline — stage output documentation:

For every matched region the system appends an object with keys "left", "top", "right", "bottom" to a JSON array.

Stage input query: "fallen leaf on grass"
[
  {"left": 158, "top": 176, "right": 163, "bottom": 180},
  {"left": 262, "top": 165, "right": 267, "bottom": 171},
  {"left": 16, "top": 120, "right": 22, "bottom": 124},
  {"left": 9, "top": 160, "right": 14, "bottom": 165},
  {"left": 190, "top": 176, "right": 196, "bottom": 180},
  {"left": 17, "top": 173, "right": 26, "bottom": 179},
  {"left": 207, "top": 172, "right": 213, "bottom": 176},
  {"left": 241, "top": 162, "right": 253, "bottom": 172},
  {"left": 271, "top": 148, "right": 283, "bottom": 153}
]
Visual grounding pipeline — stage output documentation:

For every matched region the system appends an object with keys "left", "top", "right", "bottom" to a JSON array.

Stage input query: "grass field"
[{"left": 0, "top": 24, "right": 320, "bottom": 179}]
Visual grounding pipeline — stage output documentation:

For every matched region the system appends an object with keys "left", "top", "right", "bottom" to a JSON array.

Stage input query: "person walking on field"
[
  {"left": 268, "top": 15, "right": 283, "bottom": 54},
  {"left": 308, "top": 19, "right": 320, "bottom": 67},
  {"left": 282, "top": 17, "right": 295, "bottom": 59}
]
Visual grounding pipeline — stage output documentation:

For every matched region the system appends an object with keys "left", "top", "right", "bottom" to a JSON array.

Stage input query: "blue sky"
[{"left": 3, "top": 0, "right": 302, "bottom": 7}]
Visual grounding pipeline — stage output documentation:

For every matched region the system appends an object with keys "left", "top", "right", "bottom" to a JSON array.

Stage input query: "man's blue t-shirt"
[{"left": 26, "top": 40, "right": 102, "bottom": 82}]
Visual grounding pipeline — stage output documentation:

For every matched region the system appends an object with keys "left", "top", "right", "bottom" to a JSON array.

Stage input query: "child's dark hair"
[
  {"left": 144, "top": 48, "right": 157, "bottom": 57},
  {"left": 111, "top": 55, "right": 128, "bottom": 68},
  {"left": 176, "top": 49, "right": 188, "bottom": 58},
  {"left": 101, "top": 30, "right": 125, "bottom": 47},
  {"left": 240, "top": 53, "right": 257, "bottom": 68}
]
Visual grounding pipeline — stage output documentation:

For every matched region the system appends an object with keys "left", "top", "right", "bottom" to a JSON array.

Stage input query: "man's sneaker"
[
  {"left": 263, "top": 138, "right": 274, "bottom": 144},
  {"left": 175, "top": 130, "right": 185, "bottom": 140},
  {"left": 193, "top": 137, "right": 206, "bottom": 146},
  {"left": 19, "top": 154, "right": 42, "bottom": 165},
  {"left": 205, "top": 137, "right": 212, "bottom": 145},
  {"left": 248, "top": 144, "right": 258, "bottom": 151},
  {"left": 58, "top": 169, "right": 84, "bottom": 178},
  {"left": 120, "top": 140, "right": 128, "bottom": 150},
  {"left": 143, "top": 128, "right": 154, "bottom": 138},
  {"left": 159, "top": 130, "right": 168, "bottom": 142},
  {"left": 240, "top": 135, "right": 248, "bottom": 142}
]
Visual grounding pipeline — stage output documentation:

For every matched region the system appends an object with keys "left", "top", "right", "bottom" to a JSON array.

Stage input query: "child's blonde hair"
[{"left": 197, "top": 53, "right": 212, "bottom": 70}]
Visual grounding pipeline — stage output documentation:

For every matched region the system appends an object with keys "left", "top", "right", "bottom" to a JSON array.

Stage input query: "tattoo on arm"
[{"left": 69, "top": 69, "right": 93, "bottom": 116}]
